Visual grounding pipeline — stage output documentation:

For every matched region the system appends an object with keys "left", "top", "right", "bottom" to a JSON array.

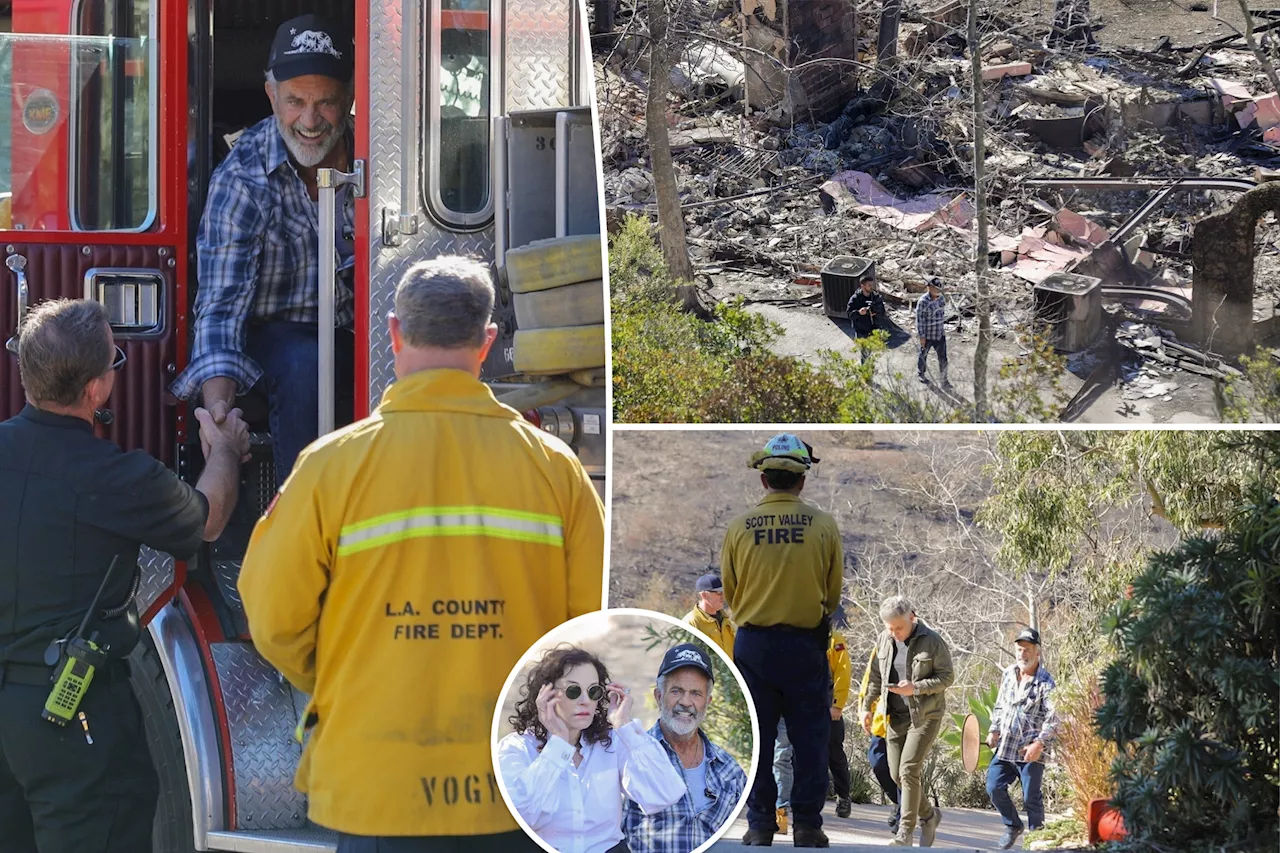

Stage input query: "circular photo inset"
[{"left": 491, "top": 608, "right": 759, "bottom": 853}]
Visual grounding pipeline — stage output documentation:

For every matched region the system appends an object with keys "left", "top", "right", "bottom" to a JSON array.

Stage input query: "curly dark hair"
[{"left": 508, "top": 645, "right": 613, "bottom": 750}]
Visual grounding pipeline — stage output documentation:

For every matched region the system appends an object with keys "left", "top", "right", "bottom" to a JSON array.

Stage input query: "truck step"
[{"left": 205, "top": 827, "right": 337, "bottom": 852}]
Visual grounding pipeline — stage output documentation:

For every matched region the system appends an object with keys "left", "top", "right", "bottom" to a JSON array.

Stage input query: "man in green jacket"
[{"left": 861, "top": 596, "right": 954, "bottom": 847}]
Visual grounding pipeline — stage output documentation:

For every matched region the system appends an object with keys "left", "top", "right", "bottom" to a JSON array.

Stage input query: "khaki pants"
[{"left": 886, "top": 714, "right": 941, "bottom": 834}]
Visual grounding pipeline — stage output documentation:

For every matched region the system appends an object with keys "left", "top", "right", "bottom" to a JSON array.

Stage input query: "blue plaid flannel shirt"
[
  {"left": 915, "top": 293, "right": 947, "bottom": 340},
  {"left": 171, "top": 116, "right": 356, "bottom": 401},
  {"left": 623, "top": 722, "right": 747, "bottom": 853},
  {"left": 991, "top": 664, "right": 1058, "bottom": 764}
]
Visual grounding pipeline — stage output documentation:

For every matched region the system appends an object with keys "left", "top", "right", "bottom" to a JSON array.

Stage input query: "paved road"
[
  {"left": 709, "top": 801, "right": 1017, "bottom": 852},
  {"left": 745, "top": 303, "right": 1224, "bottom": 423}
]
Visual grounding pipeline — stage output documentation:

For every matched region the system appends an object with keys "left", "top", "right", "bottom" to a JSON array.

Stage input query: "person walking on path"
[
  {"left": 915, "top": 279, "right": 949, "bottom": 387},
  {"left": 986, "top": 628, "right": 1058, "bottom": 850},
  {"left": 862, "top": 596, "right": 954, "bottom": 847}
]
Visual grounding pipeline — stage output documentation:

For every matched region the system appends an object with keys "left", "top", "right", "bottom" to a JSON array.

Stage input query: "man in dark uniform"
[
  {"left": 0, "top": 298, "right": 247, "bottom": 851},
  {"left": 722, "top": 434, "right": 844, "bottom": 848},
  {"left": 846, "top": 275, "right": 886, "bottom": 363}
]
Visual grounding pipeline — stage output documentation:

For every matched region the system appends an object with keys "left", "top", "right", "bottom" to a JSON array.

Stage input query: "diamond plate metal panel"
[
  {"left": 506, "top": 0, "right": 572, "bottom": 112},
  {"left": 214, "top": 560, "right": 251, "bottom": 638},
  {"left": 365, "top": 0, "right": 578, "bottom": 407},
  {"left": 212, "top": 643, "right": 308, "bottom": 831},
  {"left": 136, "top": 546, "right": 173, "bottom": 617}
]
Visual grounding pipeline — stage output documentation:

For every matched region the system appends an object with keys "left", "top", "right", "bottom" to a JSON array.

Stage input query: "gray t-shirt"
[
  {"left": 683, "top": 757, "right": 711, "bottom": 814},
  {"left": 889, "top": 636, "right": 911, "bottom": 717},
  {"left": 893, "top": 638, "right": 910, "bottom": 685}
]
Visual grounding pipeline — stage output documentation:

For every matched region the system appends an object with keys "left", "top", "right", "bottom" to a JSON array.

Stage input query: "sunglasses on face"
[{"left": 562, "top": 683, "right": 605, "bottom": 702}]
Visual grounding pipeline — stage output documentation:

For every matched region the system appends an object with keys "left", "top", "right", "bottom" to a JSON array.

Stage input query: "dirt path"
[
  {"left": 743, "top": 303, "right": 1225, "bottom": 423},
  {"left": 710, "top": 801, "right": 1065, "bottom": 851}
]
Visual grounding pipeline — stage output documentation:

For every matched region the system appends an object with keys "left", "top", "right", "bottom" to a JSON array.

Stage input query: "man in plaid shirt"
[
  {"left": 986, "top": 628, "right": 1058, "bottom": 850},
  {"left": 623, "top": 644, "right": 747, "bottom": 853},
  {"left": 915, "top": 278, "right": 950, "bottom": 387},
  {"left": 171, "top": 15, "right": 357, "bottom": 486}
]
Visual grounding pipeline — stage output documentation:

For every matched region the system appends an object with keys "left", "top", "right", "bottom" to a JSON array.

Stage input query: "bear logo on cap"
[{"left": 283, "top": 29, "right": 343, "bottom": 60}]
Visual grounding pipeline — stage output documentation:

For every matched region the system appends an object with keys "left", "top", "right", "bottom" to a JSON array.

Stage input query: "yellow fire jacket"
[
  {"left": 721, "top": 492, "right": 843, "bottom": 629},
  {"left": 238, "top": 369, "right": 605, "bottom": 837},
  {"left": 828, "top": 629, "right": 852, "bottom": 710},
  {"left": 683, "top": 606, "right": 736, "bottom": 659},
  {"left": 856, "top": 646, "right": 888, "bottom": 737}
]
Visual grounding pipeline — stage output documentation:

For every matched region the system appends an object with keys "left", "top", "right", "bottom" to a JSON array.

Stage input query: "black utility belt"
[
  {"left": 741, "top": 622, "right": 827, "bottom": 637},
  {"left": 0, "top": 659, "right": 130, "bottom": 689}
]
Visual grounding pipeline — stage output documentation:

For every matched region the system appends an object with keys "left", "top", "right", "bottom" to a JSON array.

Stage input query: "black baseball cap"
[
  {"left": 268, "top": 15, "right": 354, "bottom": 83},
  {"left": 658, "top": 643, "right": 714, "bottom": 683},
  {"left": 927, "top": 277, "right": 944, "bottom": 290},
  {"left": 695, "top": 574, "right": 722, "bottom": 593},
  {"left": 1014, "top": 627, "right": 1041, "bottom": 646}
]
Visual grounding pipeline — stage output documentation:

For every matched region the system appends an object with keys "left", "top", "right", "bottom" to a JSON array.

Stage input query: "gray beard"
[
  {"left": 277, "top": 117, "right": 343, "bottom": 168},
  {"left": 661, "top": 704, "right": 704, "bottom": 737}
]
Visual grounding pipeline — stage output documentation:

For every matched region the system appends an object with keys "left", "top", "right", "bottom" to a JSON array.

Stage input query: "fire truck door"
[{"left": 0, "top": 0, "right": 190, "bottom": 619}]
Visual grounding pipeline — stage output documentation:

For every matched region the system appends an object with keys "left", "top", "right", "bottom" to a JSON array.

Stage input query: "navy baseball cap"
[
  {"left": 1014, "top": 627, "right": 1041, "bottom": 646},
  {"left": 695, "top": 574, "right": 722, "bottom": 593},
  {"left": 658, "top": 643, "right": 714, "bottom": 683},
  {"left": 268, "top": 15, "right": 354, "bottom": 83}
]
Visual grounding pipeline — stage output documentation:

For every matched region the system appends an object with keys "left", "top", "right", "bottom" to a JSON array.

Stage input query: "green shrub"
[
  {"left": 1096, "top": 486, "right": 1280, "bottom": 851},
  {"left": 1221, "top": 350, "right": 1280, "bottom": 423}
]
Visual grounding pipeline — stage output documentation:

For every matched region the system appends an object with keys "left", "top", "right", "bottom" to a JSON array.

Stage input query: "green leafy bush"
[
  {"left": 1096, "top": 486, "right": 1280, "bottom": 851},
  {"left": 610, "top": 216, "right": 901, "bottom": 423}
]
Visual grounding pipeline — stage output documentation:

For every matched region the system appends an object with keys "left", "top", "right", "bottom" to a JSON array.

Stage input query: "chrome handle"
[
  {"left": 316, "top": 163, "right": 364, "bottom": 437},
  {"left": 494, "top": 116, "right": 509, "bottom": 269},
  {"left": 555, "top": 111, "right": 570, "bottom": 238},
  {"left": 5, "top": 253, "right": 27, "bottom": 355},
  {"left": 399, "top": 0, "right": 421, "bottom": 236}
]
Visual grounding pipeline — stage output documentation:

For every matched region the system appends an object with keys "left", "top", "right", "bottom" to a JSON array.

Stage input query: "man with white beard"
[
  {"left": 171, "top": 14, "right": 358, "bottom": 486},
  {"left": 623, "top": 643, "right": 747, "bottom": 853}
]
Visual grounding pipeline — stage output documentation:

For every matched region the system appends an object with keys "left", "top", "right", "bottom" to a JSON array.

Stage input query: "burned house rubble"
[{"left": 596, "top": 0, "right": 1280, "bottom": 422}]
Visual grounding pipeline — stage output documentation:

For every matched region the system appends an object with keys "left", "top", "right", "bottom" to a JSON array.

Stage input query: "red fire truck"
[{"left": 0, "top": 1, "right": 605, "bottom": 849}]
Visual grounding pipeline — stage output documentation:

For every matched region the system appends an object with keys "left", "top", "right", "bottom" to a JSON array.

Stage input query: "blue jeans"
[
  {"left": 735, "top": 626, "right": 831, "bottom": 831},
  {"left": 986, "top": 758, "right": 1045, "bottom": 830},
  {"left": 867, "top": 734, "right": 899, "bottom": 805},
  {"left": 773, "top": 719, "right": 793, "bottom": 808},
  {"left": 336, "top": 831, "right": 540, "bottom": 852},
  {"left": 245, "top": 321, "right": 354, "bottom": 487},
  {"left": 917, "top": 336, "right": 948, "bottom": 380}
]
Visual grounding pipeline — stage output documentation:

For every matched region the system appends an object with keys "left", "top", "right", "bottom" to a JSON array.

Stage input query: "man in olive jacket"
[{"left": 861, "top": 596, "right": 954, "bottom": 847}]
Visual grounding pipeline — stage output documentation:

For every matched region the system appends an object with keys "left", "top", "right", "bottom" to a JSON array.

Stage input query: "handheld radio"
[{"left": 42, "top": 556, "right": 119, "bottom": 726}]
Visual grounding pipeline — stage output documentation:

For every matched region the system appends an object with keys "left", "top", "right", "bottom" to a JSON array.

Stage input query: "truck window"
[
  {"left": 71, "top": 0, "right": 156, "bottom": 231},
  {"left": 425, "top": 0, "right": 492, "bottom": 226},
  {"left": 0, "top": 1, "right": 156, "bottom": 232}
]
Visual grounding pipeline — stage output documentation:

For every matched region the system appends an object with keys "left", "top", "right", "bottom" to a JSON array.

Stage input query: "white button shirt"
[{"left": 498, "top": 720, "right": 687, "bottom": 853}]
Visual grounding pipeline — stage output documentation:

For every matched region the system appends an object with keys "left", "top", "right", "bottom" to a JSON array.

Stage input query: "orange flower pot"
[{"left": 1087, "top": 798, "right": 1127, "bottom": 844}]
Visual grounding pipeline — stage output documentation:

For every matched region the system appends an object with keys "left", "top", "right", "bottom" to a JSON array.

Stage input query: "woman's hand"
[
  {"left": 606, "top": 682, "right": 633, "bottom": 730},
  {"left": 535, "top": 683, "right": 574, "bottom": 744}
]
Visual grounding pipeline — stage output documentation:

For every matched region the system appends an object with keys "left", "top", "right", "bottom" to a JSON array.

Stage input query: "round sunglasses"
[{"left": 562, "top": 683, "right": 605, "bottom": 702}]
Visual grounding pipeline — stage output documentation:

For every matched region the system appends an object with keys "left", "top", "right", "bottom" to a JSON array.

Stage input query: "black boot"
[
  {"left": 793, "top": 826, "right": 830, "bottom": 848},
  {"left": 742, "top": 828, "right": 774, "bottom": 846}
]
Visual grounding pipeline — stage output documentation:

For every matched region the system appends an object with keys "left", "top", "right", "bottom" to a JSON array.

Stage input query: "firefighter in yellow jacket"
[
  {"left": 238, "top": 257, "right": 605, "bottom": 853},
  {"left": 723, "top": 434, "right": 843, "bottom": 847},
  {"left": 827, "top": 610, "right": 854, "bottom": 819},
  {"left": 858, "top": 646, "right": 902, "bottom": 832},
  {"left": 683, "top": 572, "right": 735, "bottom": 658}
]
